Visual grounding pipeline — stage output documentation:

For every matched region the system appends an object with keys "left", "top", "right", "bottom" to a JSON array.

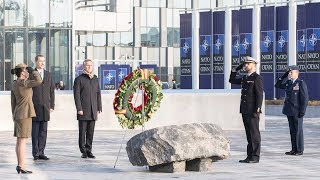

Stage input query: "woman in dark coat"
[{"left": 11, "top": 64, "right": 42, "bottom": 173}]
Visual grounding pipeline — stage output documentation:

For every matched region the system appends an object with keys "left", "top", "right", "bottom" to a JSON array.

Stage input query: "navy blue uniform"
[
  {"left": 229, "top": 71, "right": 264, "bottom": 161},
  {"left": 275, "top": 77, "right": 309, "bottom": 153}
]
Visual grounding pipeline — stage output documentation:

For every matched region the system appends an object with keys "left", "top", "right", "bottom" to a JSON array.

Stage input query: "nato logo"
[
  {"left": 233, "top": 39, "right": 240, "bottom": 52},
  {"left": 104, "top": 70, "right": 116, "bottom": 84},
  {"left": 278, "top": 35, "right": 286, "bottom": 48},
  {"left": 263, "top": 36, "right": 272, "bottom": 48},
  {"left": 242, "top": 38, "right": 250, "bottom": 50},
  {"left": 214, "top": 38, "right": 222, "bottom": 50},
  {"left": 300, "top": 34, "right": 306, "bottom": 47},
  {"left": 183, "top": 42, "right": 190, "bottom": 53},
  {"left": 118, "top": 68, "right": 127, "bottom": 81},
  {"left": 309, "top": 33, "right": 317, "bottom": 46},
  {"left": 201, "top": 39, "right": 209, "bottom": 51}
]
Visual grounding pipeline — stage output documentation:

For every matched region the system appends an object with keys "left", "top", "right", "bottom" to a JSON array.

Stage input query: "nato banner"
[
  {"left": 239, "top": 9, "right": 252, "bottom": 63},
  {"left": 199, "top": 11, "right": 212, "bottom": 89},
  {"left": 180, "top": 13, "right": 192, "bottom": 89},
  {"left": 275, "top": 6, "right": 288, "bottom": 73},
  {"left": 100, "top": 64, "right": 118, "bottom": 90},
  {"left": 260, "top": 6, "right": 275, "bottom": 100},
  {"left": 297, "top": 5, "right": 307, "bottom": 72},
  {"left": 212, "top": 11, "right": 225, "bottom": 89}
]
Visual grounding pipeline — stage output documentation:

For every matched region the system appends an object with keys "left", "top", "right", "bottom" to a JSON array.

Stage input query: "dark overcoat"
[{"left": 73, "top": 73, "right": 102, "bottom": 120}]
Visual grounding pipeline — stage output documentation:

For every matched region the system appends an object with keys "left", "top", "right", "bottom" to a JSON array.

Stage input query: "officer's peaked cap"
[
  {"left": 244, "top": 56, "right": 258, "bottom": 64},
  {"left": 288, "top": 65, "right": 299, "bottom": 71}
]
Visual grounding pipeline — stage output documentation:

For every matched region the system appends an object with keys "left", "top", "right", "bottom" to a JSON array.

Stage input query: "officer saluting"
[
  {"left": 275, "top": 65, "right": 309, "bottom": 156},
  {"left": 229, "top": 56, "right": 264, "bottom": 163}
]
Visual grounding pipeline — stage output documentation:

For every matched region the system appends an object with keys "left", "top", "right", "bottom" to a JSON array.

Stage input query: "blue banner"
[
  {"left": 199, "top": 11, "right": 212, "bottom": 89},
  {"left": 100, "top": 64, "right": 117, "bottom": 90},
  {"left": 260, "top": 6, "right": 275, "bottom": 100},
  {"left": 212, "top": 11, "right": 225, "bottom": 89},
  {"left": 180, "top": 13, "right": 192, "bottom": 89},
  {"left": 118, "top": 65, "right": 130, "bottom": 87},
  {"left": 75, "top": 64, "right": 83, "bottom": 77}
]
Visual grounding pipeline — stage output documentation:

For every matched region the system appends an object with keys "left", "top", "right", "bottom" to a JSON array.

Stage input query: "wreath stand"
[{"left": 114, "top": 79, "right": 146, "bottom": 168}]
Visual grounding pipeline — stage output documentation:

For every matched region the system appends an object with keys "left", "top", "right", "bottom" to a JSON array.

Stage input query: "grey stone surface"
[
  {"left": 149, "top": 161, "right": 186, "bottom": 173},
  {"left": 126, "top": 123, "right": 230, "bottom": 167},
  {"left": 0, "top": 115, "right": 319, "bottom": 179},
  {"left": 186, "top": 158, "right": 213, "bottom": 172}
]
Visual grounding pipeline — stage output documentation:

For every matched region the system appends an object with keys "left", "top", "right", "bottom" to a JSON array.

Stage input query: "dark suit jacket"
[
  {"left": 229, "top": 71, "right": 264, "bottom": 114},
  {"left": 73, "top": 73, "right": 102, "bottom": 120},
  {"left": 275, "top": 77, "right": 309, "bottom": 116},
  {"left": 29, "top": 69, "right": 55, "bottom": 121}
]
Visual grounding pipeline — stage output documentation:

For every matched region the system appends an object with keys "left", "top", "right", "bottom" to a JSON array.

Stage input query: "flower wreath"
[{"left": 113, "top": 69, "right": 163, "bottom": 129}]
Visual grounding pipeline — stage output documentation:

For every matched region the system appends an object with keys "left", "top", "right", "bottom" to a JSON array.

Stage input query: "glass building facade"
[
  {"left": 0, "top": 0, "right": 72, "bottom": 90},
  {"left": 2, "top": 0, "right": 318, "bottom": 91}
]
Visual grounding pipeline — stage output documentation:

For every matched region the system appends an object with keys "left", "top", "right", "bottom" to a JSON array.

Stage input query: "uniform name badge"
[{"left": 293, "top": 84, "right": 299, "bottom": 90}]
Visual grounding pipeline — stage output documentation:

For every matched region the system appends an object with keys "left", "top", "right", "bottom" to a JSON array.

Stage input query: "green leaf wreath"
[{"left": 113, "top": 69, "right": 163, "bottom": 129}]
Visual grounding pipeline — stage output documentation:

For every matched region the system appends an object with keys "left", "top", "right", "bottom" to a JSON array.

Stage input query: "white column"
[
  {"left": 252, "top": 3, "right": 261, "bottom": 73},
  {"left": 192, "top": 0, "right": 199, "bottom": 89},
  {"left": 224, "top": 6, "right": 232, "bottom": 89},
  {"left": 288, "top": 0, "right": 297, "bottom": 66},
  {"left": 72, "top": 0, "right": 76, "bottom": 86}
]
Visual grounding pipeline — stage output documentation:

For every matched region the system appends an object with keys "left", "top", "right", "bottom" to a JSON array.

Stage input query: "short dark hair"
[
  {"left": 11, "top": 68, "right": 24, "bottom": 77},
  {"left": 35, "top": 54, "right": 45, "bottom": 62},
  {"left": 83, "top": 59, "right": 93, "bottom": 65}
]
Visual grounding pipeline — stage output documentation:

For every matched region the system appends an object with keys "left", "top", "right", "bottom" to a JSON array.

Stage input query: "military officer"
[
  {"left": 275, "top": 65, "right": 308, "bottom": 156},
  {"left": 229, "top": 56, "right": 264, "bottom": 163}
]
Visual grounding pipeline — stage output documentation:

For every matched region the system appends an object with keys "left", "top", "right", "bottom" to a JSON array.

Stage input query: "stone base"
[
  {"left": 149, "top": 161, "right": 186, "bottom": 173},
  {"left": 186, "top": 158, "right": 213, "bottom": 172}
]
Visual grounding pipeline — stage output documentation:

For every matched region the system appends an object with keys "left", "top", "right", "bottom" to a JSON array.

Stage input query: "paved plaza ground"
[{"left": 0, "top": 116, "right": 319, "bottom": 179}]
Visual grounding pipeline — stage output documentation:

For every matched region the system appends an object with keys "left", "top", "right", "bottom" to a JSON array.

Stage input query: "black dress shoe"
[
  {"left": 87, "top": 152, "right": 96, "bottom": 159},
  {"left": 16, "top": 166, "right": 32, "bottom": 174},
  {"left": 285, "top": 151, "right": 296, "bottom": 155},
  {"left": 81, "top": 153, "right": 88, "bottom": 158},
  {"left": 247, "top": 159, "right": 259, "bottom": 163},
  {"left": 295, "top": 151, "right": 303, "bottom": 156},
  {"left": 33, "top": 156, "right": 39, "bottom": 160},
  {"left": 39, "top": 155, "right": 50, "bottom": 160},
  {"left": 239, "top": 157, "right": 251, "bottom": 163}
]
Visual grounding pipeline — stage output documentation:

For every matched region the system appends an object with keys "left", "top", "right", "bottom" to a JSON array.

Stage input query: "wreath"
[{"left": 113, "top": 69, "right": 163, "bottom": 129}]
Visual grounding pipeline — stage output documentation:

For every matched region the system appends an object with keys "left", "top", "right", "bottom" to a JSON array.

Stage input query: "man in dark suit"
[
  {"left": 275, "top": 65, "right": 308, "bottom": 156},
  {"left": 73, "top": 59, "right": 102, "bottom": 158},
  {"left": 229, "top": 56, "right": 264, "bottom": 163},
  {"left": 30, "top": 54, "right": 55, "bottom": 160}
]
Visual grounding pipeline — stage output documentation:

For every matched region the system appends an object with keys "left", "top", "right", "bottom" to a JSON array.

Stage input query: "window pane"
[
  {"left": 4, "top": 0, "right": 26, "bottom": 26},
  {"left": 0, "top": 29, "right": 4, "bottom": 90},
  {"left": 93, "top": 33, "right": 106, "bottom": 46},
  {"left": 50, "top": 0, "right": 72, "bottom": 27},
  {"left": 28, "top": 0, "right": 49, "bottom": 27},
  {"left": 199, "top": 0, "right": 211, "bottom": 8},
  {"left": 28, "top": 29, "right": 49, "bottom": 67},
  {"left": 0, "top": 0, "right": 4, "bottom": 26},
  {"left": 5, "top": 28, "right": 26, "bottom": 90},
  {"left": 141, "top": 8, "right": 147, "bottom": 26},
  {"left": 120, "top": 31, "right": 133, "bottom": 46},
  {"left": 147, "top": 8, "right": 159, "bottom": 27},
  {"left": 49, "top": 29, "right": 72, "bottom": 90}
]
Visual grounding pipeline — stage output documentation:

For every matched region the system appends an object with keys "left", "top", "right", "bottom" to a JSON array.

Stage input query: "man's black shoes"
[
  {"left": 81, "top": 153, "right": 88, "bottom": 158},
  {"left": 34, "top": 155, "right": 49, "bottom": 160},
  {"left": 285, "top": 151, "right": 296, "bottom": 155},
  {"left": 81, "top": 152, "right": 95, "bottom": 158},
  {"left": 295, "top": 151, "right": 303, "bottom": 156},
  {"left": 239, "top": 157, "right": 259, "bottom": 163},
  {"left": 39, "top": 155, "right": 49, "bottom": 160},
  {"left": 87, "top": 152, "right": 96, "bottom": 159}
]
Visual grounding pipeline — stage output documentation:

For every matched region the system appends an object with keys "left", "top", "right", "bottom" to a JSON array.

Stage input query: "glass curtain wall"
[{"left": 0, "top": 0, "right": 72, "bottom": 91}]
